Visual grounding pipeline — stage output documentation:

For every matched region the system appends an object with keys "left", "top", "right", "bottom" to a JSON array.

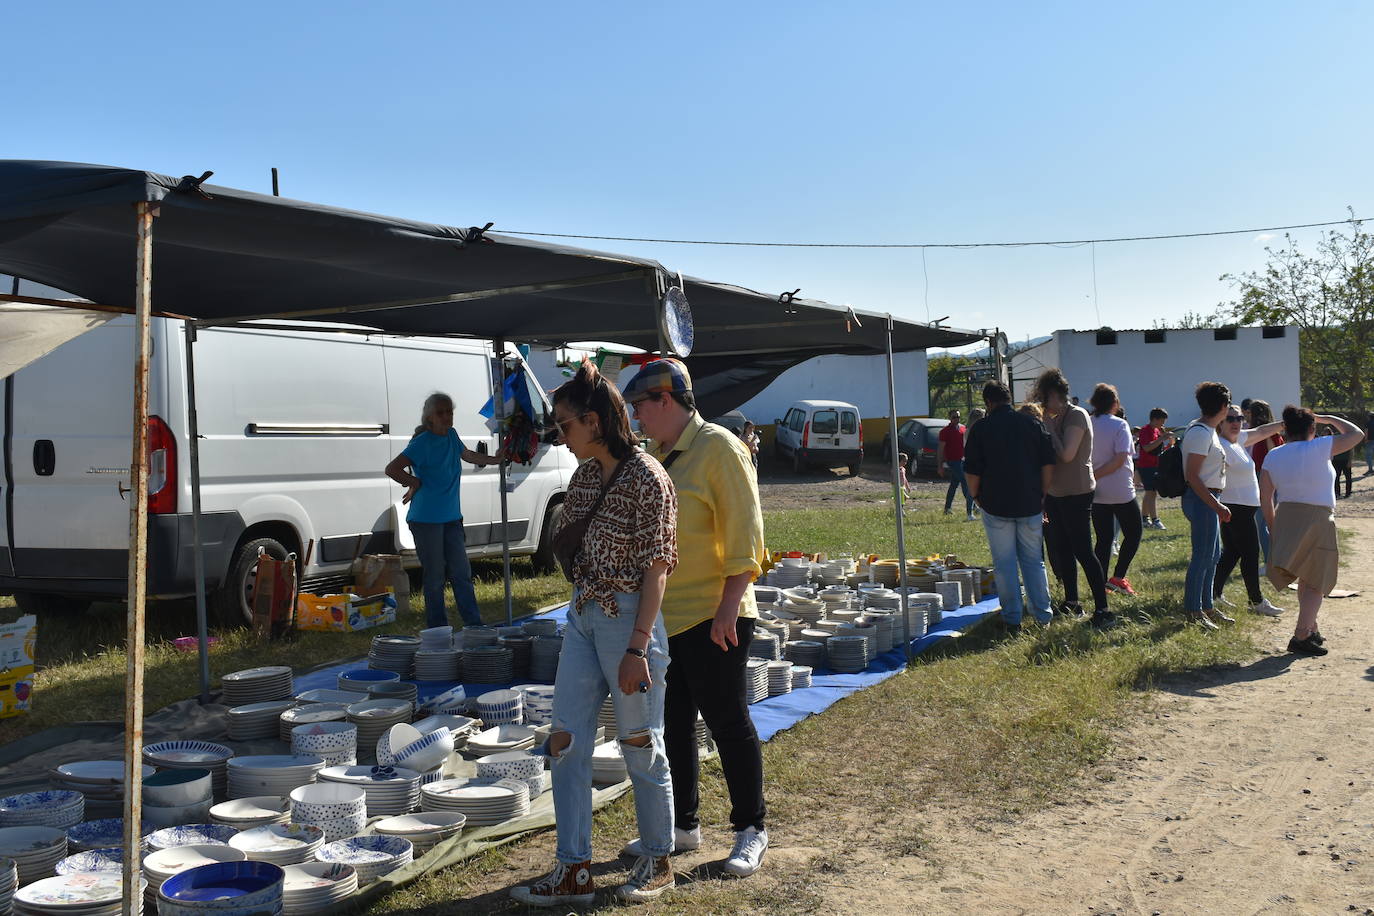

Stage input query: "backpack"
[{"left": 1154, "top": 421, "right": 1203, "bottom": 498}]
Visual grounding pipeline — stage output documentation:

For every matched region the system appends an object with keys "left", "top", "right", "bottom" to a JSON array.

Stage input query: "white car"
[{"left": 773, "top": 399, "right": 863, "bottom": 475}]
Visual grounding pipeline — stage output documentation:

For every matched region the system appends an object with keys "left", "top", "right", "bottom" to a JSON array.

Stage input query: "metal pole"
[
  {"left": 494, "top": 338, "right": 513, "bottom": 625},
  {"left": 122, "top": 200, "right": 156, "bottom": 915},
  {"left": 884, "top": 314, "right": 913, "bottom": 662},
  {"left": 271, "top": 167, "right": 280, "bottom": 197},
  {"left": 184, "top": 321, "right": 211, "bottom": 705}
]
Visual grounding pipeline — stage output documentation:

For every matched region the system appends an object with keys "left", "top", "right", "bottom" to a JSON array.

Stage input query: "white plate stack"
[
  {"left": 747, "top": 628, "right": 780, "bottom": 661},
  {"left": 462, "top": 646, "right": 514, "bottom": 685},
  {"left": 529, "top": 636, "right": 561, "bottom": 683},
  {"left": 597, "top": 697, "right": 618, "bottom": 741},
  {"left": 281, "top": 861, "right": 358, "bottom": 914},
  {"left": 228, "top": 823, "right": 326, "bottom": 866},
  {"left": 0, "top": 792, "right": 83, "bottom": 830},
  {"left": 317, "top": 766, "right": 421, "bottom": 818},
  {"left": 769, "top": 558, "right": 811, "bottom": 588},
  {"left": 279, "top": 704, "right": 350, "bottom": 743},
  {"left": 520, "top": 686, "right": 554, "bottom": 727},
  {"left": 418, "top": 626, "right": 452, "bottom": 651},
  {"left": 0, "top": 856, "right": 14, "bottom": 913},
  {"left": 826, "top": 635, "right": 868, "bottom": 673},
  {"left": 314, "top": 835, "right": 413, "bottom": 886},
  {"left": 935, "top": 581, "right": 961, "bottom": 611},
  {"left": 460, "top": 627, "right": 499, "bottom": 649},
  {"left": 591, "top": 744, "right": 627, "bottom": 784},
  {"left": 345, "top": 701, "right": 412, "bottom": 761},
  {"left": 368, "top": 635, "right": 421, "bottom": 679},
  {"left": 0, "top": 826, "right": 66, "bottom": 885},
  {"left": 420, "top": 780, "right": 528, "bottom": 826},
  {"left": 412, "top": 649, "right": 460, "bottom": 682},
  {"left": 744, "top": 658, "right": 770, "bottom": 704},
  {"left": 694, "top": 716, "right": 711, "bottom": 752},
  {"left": 783, "top": 639, "right": 825, "bottom": 669},
  {"left": 372, "top": 812, "right": 465, "bottom": 856},
  {"left": 144, "top": 742, "right": 235, "bottom": 803},
  {"left": 48, "top": 761, "right": 153, "bottom": 820},
  {"left": 227, "top": 700, "right": 297, "bottom": 741},
  {"left": 521, "top": 618, "right": 559, "bottom": 637},
  {"left": 221, "top": 666, "right": 295, "bottom": 705},
  {"left": 465, "top": 725, "right": 536, "bottom": 757},
  {"left": 141, "top": 845, "right": 247, "bottom": 910},
  {"left": 226, "top": 756, "right": 325, "bottom": 800},
  {"left": 818, "top": 586, "right": 854, "bottom": 613},
  {"left": 790, "top": 665, "right": 813, "bottom": 689},
  {"left": 12, "top": 872, "right": 142, "bottom": 916},
  {"left": 290, "top": 722, "right": 357, "bottom": 768},
  {"left": 944, "top": 569, "right": 978, "bottom": 606},
  {"left": 499, "top": 635, "right": 533, "bottom": 681},
  {"left": 862, "top": 611, "right": 896, "bottom": 652},
  {"left": 209, "top": 797, "right": 291, "bottom": 830},
  {"left": 475, "top": 689, "right": 523, "bottom": 726},
  {"left": 766, "top": 661, "right": 793, "bottom": 696},
  {"left": 838, "top": 624, "right": 879, "bottom": 662}
]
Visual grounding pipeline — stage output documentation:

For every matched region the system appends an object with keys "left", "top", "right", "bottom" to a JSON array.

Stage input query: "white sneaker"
[
  {"left": 1153, "top": 518, "right": 1167, "bottom": 530},
  {"left": 1251, "top": 598, "right": 1285, "bottom": 617},
  {"left": 965, "top": 512, "right": 977, "bottom": 522},
  {"left": 723, "top": 826, "right": 768, "bottom": 877},
  {"left": 1214, "top": 593, "right": 1237, "bottom": 608},
  {"left": 621, "top": 826, "right": 701, "bottom": 858}
]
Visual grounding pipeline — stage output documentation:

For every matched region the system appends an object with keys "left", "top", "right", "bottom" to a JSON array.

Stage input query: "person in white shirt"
[
  {"left": 1260, "top": 407, "right": 1364, "bottom": 656},
  {"left": 1180, "top": 381, "right": 1232, "bottom": 630},
  {"left": 1212, "top": 406, "right": 1285, "bottom": 617},
  {"left": 1088, "top": 384, "right": 1142, "bottom": 596}
]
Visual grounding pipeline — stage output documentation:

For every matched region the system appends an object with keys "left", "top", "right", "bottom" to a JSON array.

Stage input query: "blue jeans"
[
  {"left": 1181, "top": 489, "right": 1221, "bottom": 612},
  {"left": 408, "top": 520, "right": 483, "bottom": 628},
  {"left": 1255, "top": 510, "right": 1271, "bottom": 564},
  {"left": 944, "top": 460, "right": 974, "bottom": 514},
  {"left": 1365, "top": 440, "right": 1373, "bottom": 474},
  {"left": 981, "top": 512, "right": 1053, "bottom": 625},
  {"left": 548, "top": 590, "right": 673, "bottom": 863}
]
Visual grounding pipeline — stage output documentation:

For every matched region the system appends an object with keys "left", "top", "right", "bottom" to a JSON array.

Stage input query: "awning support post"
[
  {"left": 184, "top": 320, "right": 211, "bottom": 705},
  {"left": 884, "top": 314, "right": 913, "bottom": 661},
  {"left": 494, "top": 338, "right": 513, "bottom": 625},
  {"left": 122, "top": 200, "right": 156, "bottom": 915}
]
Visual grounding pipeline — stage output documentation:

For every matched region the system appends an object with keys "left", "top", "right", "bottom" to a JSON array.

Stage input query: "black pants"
[
  {"left": 1091, "top": 499, "right": 1143, "bottom": 581},
  {"left": 1334, "top": 460, "right": 1352, "bottom": 498},
  {"left": 1044, "top": 492, "right": 1109, "bottom": 610},
  {"left": 665, "top": 617, "right": 766, "bottom": 833},
  {"left": 1215, "top": 503, "right": 1262, "bottom": 603}
]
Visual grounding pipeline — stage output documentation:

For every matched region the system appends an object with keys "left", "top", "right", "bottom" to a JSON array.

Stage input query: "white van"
[
  {"left": 773, "top": 399, "right": 863, "bottom": 475},
  {"left": 0, "top": 318, "right": 576, "bottom": 623}
]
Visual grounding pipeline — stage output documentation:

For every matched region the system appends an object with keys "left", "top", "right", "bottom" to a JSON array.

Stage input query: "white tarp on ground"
[{"left": 0, "top": 302, "right": 116, "bottom": 380}]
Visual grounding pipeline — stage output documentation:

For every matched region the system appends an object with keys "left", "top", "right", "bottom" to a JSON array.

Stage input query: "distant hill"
[{"left": 928, "top": 334, "right": 1051, "bottom": 358}]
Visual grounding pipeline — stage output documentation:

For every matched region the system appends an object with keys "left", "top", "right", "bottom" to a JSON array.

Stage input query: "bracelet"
[
  {"left": 634, "top": 627, "right": 653, "bottom": 640},
  {"left": 625, "top": 647, "right": 647, "bottom": 659}
]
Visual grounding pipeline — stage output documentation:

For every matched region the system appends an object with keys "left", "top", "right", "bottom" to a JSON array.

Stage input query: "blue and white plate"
[
  {"left": 142, "top": 741, "right": 234, "bottom": 765},
  {"left": 0, "top": 791, "right": 84, "bottom": 829},
  {"left": 66, "top": 818, "right": 151, "bottom": 851},
  {"left": 146, "top": 824, "right": 240, "bottom": 851},
  {"left": 314, "top": 835, "right": 412, "bottom": 885},
  {"left": 54, "top": 846, "right": 124, "bottom": 875}
]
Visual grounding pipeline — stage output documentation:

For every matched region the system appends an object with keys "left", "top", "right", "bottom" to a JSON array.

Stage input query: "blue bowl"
[{"left": 159, "top": 860, "right": 284, "bottom": 905}]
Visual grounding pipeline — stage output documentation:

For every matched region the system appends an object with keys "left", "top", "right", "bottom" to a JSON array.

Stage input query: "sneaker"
[
  {"left": 1142, "top": 516, "right": 1155, "bottom": 529},
  {"left": 1106, "top": 576, "right": 1137, "bottom": 596},
  {"left": 1214, "top": 593, "right": 1237, "bottom": 608},
  {"left": 723, "top": 826, "right": 769, "bottom": 878},
  {"left": 965, "top": 512, "right": 977, "bottom": 522},
  {"left": 1203, "top": 607, "right": 1236, "bottom": 625},
  {"left": 1250, "top": 598, "right": 1284, "bottom": 617},
  {"left": 615, "top": 855, "right": 674, "bottom": 902},
  {"left": 1152, "top": 518, "right": 1167, "bottom": 531},
  {"left": 621, "top": 826, "right": 702, "bottom": 858},
  {"left": 1056, "top": 601, "right": 1084, "bottom": 618},
  {"left": 1089, "top": 610, "right": 1120, "bottom": 630},
  {"left": 1287, "top": 634, "right": 1328, "bottom": 657},
  {"left": 1186, "top": 610, "right": 1219, "bottom": 631},
  {"left": 511, "top": 860, "right": 595, "bottom": 907},
  {"left": 1311, "top": 630, "right": 1325, "bottom": 645}
]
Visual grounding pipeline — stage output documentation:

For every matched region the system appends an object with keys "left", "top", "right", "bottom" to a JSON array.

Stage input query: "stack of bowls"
[
  {"left": 228, "top": 824, "right": 325, "bottom": 867},
  {"left": 597, "top": 698, "right": 619, "bottom": 741},
  {"left": 65, "top": 819, "right": 148, "bottom": 854},
  {"left": 462, "top": 646, "right": 514, "bottom": 684},
  {"left": 0, "top": 827, "right": 65, "bottom": 884},
  {"left": 221, "top": 666, "right": 294, "bottom": 705},
  {"left": 143, "top": 769, "right": 214, "bottom": 828},
  {"left": 317, "top": 766, "right": 421, "bottom": 818},
  {"left": 766, "top": 660, "right": 793, "bottom": 696},
  {"left": 520, "top": 686, "right": 554, "bottom": 727},
  {"left": 288, "top": 784, "right": 366, "bottom": 842},
  {"left": 13, "top": 872, "right": 141, "bottom": 916},
  {"left": 475, "top": 689, "right": 523, "bottom": 726},
  {"left": 292, "top": 689, "right": 359, "bottom": 705},
  {"left": 141, "top": 845, "right": 247, "bottom": 911},
  {"left": 336, "top": 669, "right": 399, "bottom": 696},
  {"left": 498, "top": 635, "right": 533, "bottom": 680},
  {"left": 47, "top": 761, "right": 152, "bottom": 819},
  {"left": 790, "top": 665, "right": 813, "bottom": 689},
  {"left": 0, "top": 857, "right": 14, "bottom": 914},
  {"left": 368, "top": 635, "right": 421, "bottom": 680},
  {"left": 209, "top": 797, "right": 290, "bottom": 831},
  {"left": 415, "top": 715, "right": 478, "bottom": 754},
  {"left": 279, "top": 704, "right": 349, "bottom": 743},
  {"left": 528, "top": 635, "right": 561, "bottom": 682},
  {"left": 55, "top": 847, "right": 122, "bottom": 876},
  {"left": 744, "top": 658, "right": 770, "bottom": 703},
  {"left": 281, "top": 862, "right": 357, "bottom": 915},
  {"left": 156, "top": 861, "right": 283, "bottom": 916},
  {"left": 521, "top": 618, "right": 558, "bottom": 637},
  {"left": 460, "top": 627, "right": 498, "bottom": 648},
  {"left": 226, "top": 700, "right": 297, "bottom": 741},
  {"left": 226, "top": 756, "right": 325, "bottom": 801},
  {"left": 372, "top": 812, "right": 465, "bottom": 856},
  {"left": 345, "top": 701, "right": 412, "bottom": 761},
  {"left": 313, "top": 835, "right": 413, "bottom": 886},
  {"left": 143, "top": 742, "right": 234, "bottom": 803},
  {"left": 290, "top": 723, "right": 357, "bottom": 768},
  {"left": 145, "top": 825, "right": 239, "bottom": 853},
  {"left": 475, "top": 751, "right": 543, "bottom": 798},
  {"left": 0, "top": 792, "right": 83, "bottom": 830}
]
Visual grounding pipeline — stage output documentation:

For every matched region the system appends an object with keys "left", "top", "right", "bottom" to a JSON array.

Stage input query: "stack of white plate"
[
  {"left": 769, "top": 558, "right": 811, "bottom": 588},
  {"left": 528, "top": 636, "right": 561, "bottom": 683},
  {"left": 314, "top": 835, "right": 412, "bottom": 886},
  {"left": 463, "top": 646, "right": 514, "bottom": 685},
  {"left": 826, "top": 635, "right": 868, "bottom": 673},
  {"left": 766, "top": 660, "right": 793, "bottom": 696},
  {"left": 141, "top": 845, "right": 247, "bottom": 909},
  {"left": 143, "top": 742, "right": 234, "bottom": 802},
  {"left": 337, "top": 669, "right": 399, "bottom": 696},
  {"left": 368, "top": 635, "right": 421, "bottom": 679},
  {"left": 744, "top": 658, "right": 770, "bottom": 704},
  {"left": 412, "top": 649, "right": 460, "bottom": 682},
  {"left": 12, "top": 872, "right": 142, "bottom": 916},
  {"left": 790, "top": 665, "right": 813, "bottom": 689},
  {"left": 345, "top": 701, "right": 412, "bottom": 760},
  {"left": 935, "top": 581, "right": 961, "bottom": 611},
  {"left": 694, "top": 716, "right": 711, "bottom": 752},
  {"left": 227, "top": 700, "right": 296, "bottom": 741},
  {"left": 209, "top": 797, "right": 290, "bottom": 830},
  {"left": 783, "top": 596, "right": 824, "bottom": 625},
  {"left": 0, "top": 826, "right": 66, "bottom": 885},
  {"left": 318, "top": 766, "right": 420, "bottom": 818},
  {"left": 798, "top": 628, "right": 834, "bottom": 659},
  {"left": 0, "top": 857, "right": 14, "bottom": 914},
  {"left": 290, "top": 722, "right": 357, "bottom": 768},
  {"left": 818, "top": 586, "right": 853, "bottom": 612},
  {"left": 465, "top": 724, "right": 536, "bottom": 757},
  {"left": 419, "top": 780, "right": 528, "bottom": 826},
  {"left": 145, "top": 824, "right": 239, "bottom": 852},
  {"left": 0, "top": 792, "right": 83, "bottom": 830},
  {"left": 943, "top": 569, "right": 978, "bottom": 606},
  {"left": 288, "top": 784, "right": 367, "bottom": 843},
  {"left": 747, "top": 629, "right": 780, "bottom": 661},
  {"left": 372, "top": 812, "right": 465, "bottom": 856},
  {"left": 294, "top": 689, "right": 360, "bottom": 705},
  {"left": 279, "top": 704, "right": 350, "bottom": 743},
  {"left": 47, "top": 761, "right": 153, "bottom": 819},
  {"left": 597, "top": 697, "right": 618, "bottom": 741},
  {"left": 475, "top": 689, "right": 522, "bottom": 727},
  {"left": 418, "top": 626, "right": 452, "bottom": 651},
  {"left": 281, "top": 861, "right": 358, "bottom": 915},
  {"left": 229, "top": 823, "right": 326, "bottom": 867},
  {"left": 460, "top": 626, "right": 498, "bottom": 648},
  {"left": 221, "top": 666, "right": 294, "bottom": 705},
  {"left": 590, "top": 744, "right": 627, "bottom": 784},
  {"left": 226, "top": 756, "right": 325, "bottom": 800},
  {"left": 815, "top": 559, "right": 852, "bottom": 586},
  {"left": 66, "top": 819, "right": 149, "bottom": 854},
  {"left": 498, "top": 636, "right": 533, "bottom": 680},
  {"left": 521, "top": 618, "right": 559, "bottom": 637},
  {"left": 366, "top": 683, "right": 418, "bottom": 710},
  {"left": 520, "top": 686, "right": 554, "bottom": 727},
  {"left": 838, "top": 624, "right": 879, "bottom": 662},
  {"left": 862, "top": 611, "right": 896, "bottom": 652}
]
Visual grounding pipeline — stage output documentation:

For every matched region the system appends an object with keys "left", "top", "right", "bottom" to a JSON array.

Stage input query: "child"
[
  {"left": 741, "top": 420, "right": 760, "bottom": 468},
  {"left": 897, "top": 453, "right": 913, "bottom": 507}
]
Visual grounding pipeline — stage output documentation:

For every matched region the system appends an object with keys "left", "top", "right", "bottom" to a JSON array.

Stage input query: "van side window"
[
  {"left": 840, "top": 411, "right": 857, "bottom": 435},
  {"left": 788, "top": 410, "right": 805, "bottom": 432},
  {"left": 812, "top": 410, "right": 838, "bottom": 435}
]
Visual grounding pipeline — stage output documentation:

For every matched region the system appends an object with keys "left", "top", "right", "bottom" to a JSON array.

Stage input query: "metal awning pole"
[
  {"left": 122, "top": 200, "right": 156, "bottom": 916},
  {"left": 494, "top": 338, "right": 513, "bottom": 625},
  {"left": 184, "top": 321, "right": 211, "bottom": 704},
  {"left": 884, "top": 314, "right": 913, "bottom": 662}
]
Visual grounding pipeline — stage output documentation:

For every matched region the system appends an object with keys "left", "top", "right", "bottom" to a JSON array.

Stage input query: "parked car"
[
  {"left": 773, "top": 400, "right": 863, "bottom": 475},
  {"left": 881, "top": 417, "right": 950, "bottom": 476},
  {"left": 1, "top": 318, "right": 577, "bottom": 624}
]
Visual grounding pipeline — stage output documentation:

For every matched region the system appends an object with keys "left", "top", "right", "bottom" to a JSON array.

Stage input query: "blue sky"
[{"left": 7, "top": 1, "right": 1372, "bottom": 343}]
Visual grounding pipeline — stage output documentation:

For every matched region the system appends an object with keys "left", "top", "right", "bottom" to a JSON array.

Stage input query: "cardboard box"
[
  {"left": 295, "top": 591, "right": 397, "bottom": 633},
  {"left": 0, "top": 615, "right": 36, "bottom": 719}
]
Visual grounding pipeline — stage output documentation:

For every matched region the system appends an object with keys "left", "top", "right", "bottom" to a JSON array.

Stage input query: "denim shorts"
[{"left": 1138, "top": 467, "right": 1159, "bottom": 491}]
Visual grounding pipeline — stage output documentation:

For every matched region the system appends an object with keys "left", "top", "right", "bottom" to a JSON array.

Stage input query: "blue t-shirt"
[{"left": 401, "top": 429, "right": 466, "bottom": 524}]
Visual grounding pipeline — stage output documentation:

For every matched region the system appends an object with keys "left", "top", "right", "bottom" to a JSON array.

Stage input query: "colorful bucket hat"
[{"left": 623, "top": 358, "right": 692, "bottom": 403}]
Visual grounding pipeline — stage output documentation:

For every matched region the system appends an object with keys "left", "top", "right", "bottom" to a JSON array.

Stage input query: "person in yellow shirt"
[{"left": 617, "top": 358, "right": 770, "bottom": 878}]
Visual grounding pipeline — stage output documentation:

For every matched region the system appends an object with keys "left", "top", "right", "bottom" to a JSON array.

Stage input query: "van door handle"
[{"left": 33, "top": 440, "right": 55, "bottom": 477}]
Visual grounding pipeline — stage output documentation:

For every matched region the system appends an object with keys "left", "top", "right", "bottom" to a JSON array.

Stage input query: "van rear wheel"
[
  {"left": 213, "top": 536, "right": 290, "bottom": 627},
  {"left": 13, "top": 592, "right": 92, "bottom": 616},
  {"left": 531, "top": 502, "right": 562, "bottom": 575}
]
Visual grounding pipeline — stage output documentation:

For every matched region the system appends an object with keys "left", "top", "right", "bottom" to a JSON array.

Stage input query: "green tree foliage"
[
  {"left": 927, "top": 353, "right": 976, "bottom": 414},
  {"left": 1222, "top": 219, "right": 1374, "bottom": 412}
]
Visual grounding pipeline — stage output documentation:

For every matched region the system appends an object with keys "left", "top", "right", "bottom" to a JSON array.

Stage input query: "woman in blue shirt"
[{"left": 384, "top": 392, "right": 502, "bottom": 628}]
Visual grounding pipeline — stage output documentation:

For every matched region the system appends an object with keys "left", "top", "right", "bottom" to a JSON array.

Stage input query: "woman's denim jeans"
[
  {"left": 1181, "top": 489, "right": 1221, "bottom": 612},
  {"left": 547, "top": 590, "right": 673, "bottom": 864},
  {"left": 980, "top": 512, "right": 1052, "bottom": 625},
  {"left": 408, "top": 520, "right": 483, "bottom": 628}
]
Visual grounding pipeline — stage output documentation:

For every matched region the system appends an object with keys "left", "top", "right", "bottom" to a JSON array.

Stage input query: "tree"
[
  {"left": 1150, "top": 309, "right": 1226, "bottom": 330},
  {"left": 927, "top": 353, "right": 976, "bottom": 414},
  {"left": 1222, "top": 218, "right": 1374, "bottom": 412}
]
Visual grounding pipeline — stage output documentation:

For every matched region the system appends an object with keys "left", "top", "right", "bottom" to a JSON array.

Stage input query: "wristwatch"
[{"left": 625, "top": 647, "right": 647, "bottom": 659}]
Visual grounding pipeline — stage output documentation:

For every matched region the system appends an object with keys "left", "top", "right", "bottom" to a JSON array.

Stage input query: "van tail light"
[
  {"left": 858, "top": 421, "right": 863, "bottom": 444},
  {"left": 148, "top": 415, "right": 177, "bottom": 515},
  {"left": 802, "top": 421, "right": 810, "bottom": 448}
]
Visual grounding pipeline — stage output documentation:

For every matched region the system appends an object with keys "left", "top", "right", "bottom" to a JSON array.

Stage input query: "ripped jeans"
[{"left": 546, "top": 589, "right": 673, "bottom": 864}]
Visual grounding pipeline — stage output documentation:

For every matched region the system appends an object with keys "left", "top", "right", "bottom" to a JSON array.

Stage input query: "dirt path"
[{"left": 833, "top": 515, "right": 1374, "bottom": 915}]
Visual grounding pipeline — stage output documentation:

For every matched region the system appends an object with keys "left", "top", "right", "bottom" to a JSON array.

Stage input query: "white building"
[{"left": 1010, "top": 326, "right": 1301, "bottom": 423}]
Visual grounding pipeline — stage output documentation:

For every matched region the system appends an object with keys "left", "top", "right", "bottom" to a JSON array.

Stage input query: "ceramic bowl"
[
  {"left": 144, "top": 769, "right": 213, "bottom": 808},
  {"left": 375, "top": 723, "right": 422, "bottom": 767},
  {"left": 157, "top": 859, "right": 284, "bottom": 911},
  {"left": 475, "top": 750, "right": 542, "bottom": 782},
  {"left": 144, "top": 799, "right": 214, "bottom": 829},
  {"left": 290, "top": 722, "right": 358, "bottom": 755},
  {"left": 306, "top": 812, "right": 368, "bottom": 843},
  {"left": 337, "top": 669, "right": 399, "bottom": 691},
  {"left": 288, "top": 784, "right": 365, "bottom": 823},
  {"left": 392, "top": 728, "right": 454, "bottom": 774}
]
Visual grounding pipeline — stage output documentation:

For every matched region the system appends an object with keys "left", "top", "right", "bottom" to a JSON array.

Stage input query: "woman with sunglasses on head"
[
  {"left": 1180, "top": 381, "right": 1234, "bottom": 630},
  {"left": 511, "top": 362, "right": 679, "bottom": 906},
  {"left": 1212, "top": 406, "right": 1286, "bottom": 617}
]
